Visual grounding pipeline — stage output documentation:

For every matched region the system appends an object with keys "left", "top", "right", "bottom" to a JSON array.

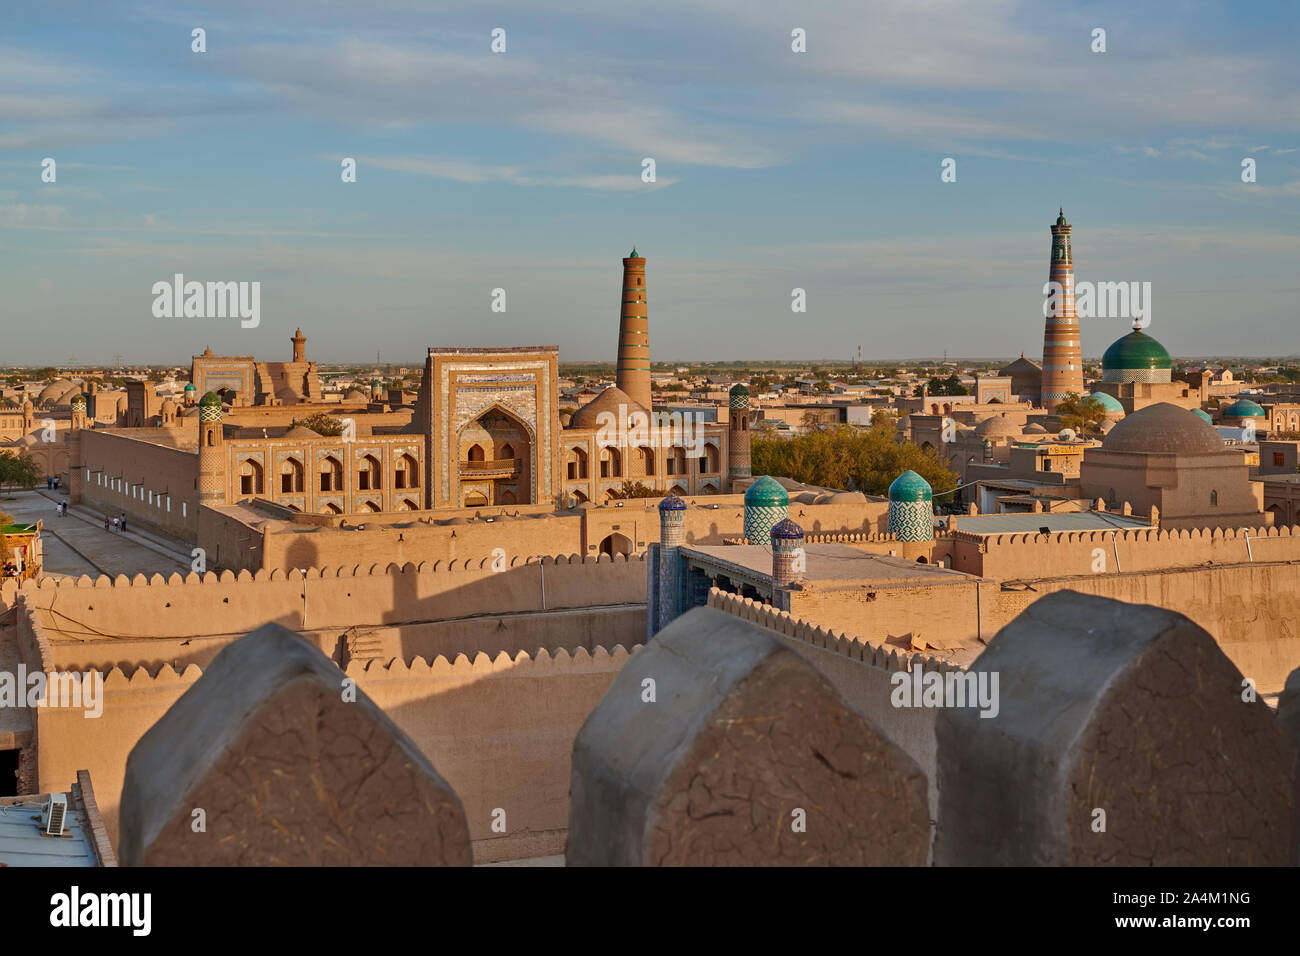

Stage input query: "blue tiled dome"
[
  {"left": 888, "top": 470, "right": 933, "bottom": 503},
  {"left": 744, "top": 475, "right": 789, "bottom": 507},
  {"left": 659, "top": 494, "right": 686, "bottom": 512}
]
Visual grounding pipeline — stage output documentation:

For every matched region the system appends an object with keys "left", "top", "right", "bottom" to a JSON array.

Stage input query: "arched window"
[
  {"left": 500, "top": 443, "right": 515, "bottom": 461},
  {"left": 280, "top": 457, "right": 304, "bottom": 494},
  {"left": 666, "top": 447, "right": 686, "bottom": 476},
  {"left": 319, "top": 456, "right": 343, "bottom": 492},
  {"left": 567, "top": 447, "right": 588, "bottom": 480},
  {"left": 467, "top": 444, "right": 485, "bottom": 462},
  {"left": 358, "top": 454, "right": 381, "bottom": 491},
  {"left": 394, "top": 453, "right": 419, "bottom": 489},
  {"left": 600, "top": 446, "right": 622, "bottom": 479},
  {"left": 361, "top": 500, "right": 381, "bottom": 513},
  {"left": 240, "top": 459, "right": 264, "bottom": 495},
  {"left": 1210, "top": 490, "right": 1218, "bottom": 506},
  {"left": 637, "top": 446, "right": 655, "bottom": 476}
]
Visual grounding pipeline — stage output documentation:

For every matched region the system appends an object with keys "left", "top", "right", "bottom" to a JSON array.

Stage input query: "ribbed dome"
[
  {"left": 1102, "top": 330, "right": 1171, "bottom": 383},
  {"left": 889, "top": 470, "right": 933, "bottom": 502},
  {"left": 36, "top": 379, "right": 78, "bottom": 406},
  {"left": 1101, "top": 402, "right": 1223, "bottom": 454},
  {"left": 744, "top": 475, "right": 789, "bottom": 507},
  {"left": 1221, "top": 398, "right": 1265, "bottom": 418},
  {"left": 199, "top": 391, "right": 222, "bottom": 408},
  {"left": 569, "top": 385, "right": 646, "bottom": 429},
  {"left": 1191, "top": 408, "right": 1213, "bottom": 424},
  {"left": 282, "top": 424, "right": 320, "bottom": 438},
  {"left": 975, "top": 412, "right": 1020, "bottom": 439},
  {"left": 1023, "top": 423, "right": 1047, "bottom": 434},
  {"left": 343, "top": 388, "right": 368, "bottom": 402}
]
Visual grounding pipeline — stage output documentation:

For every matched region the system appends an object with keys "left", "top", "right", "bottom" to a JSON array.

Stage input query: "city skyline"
[{"left": 1, "top": 1, "right": 1297, "bottom": 365}]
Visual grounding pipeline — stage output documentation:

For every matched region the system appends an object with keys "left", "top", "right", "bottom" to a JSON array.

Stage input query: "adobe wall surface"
[
  {"left": 940, "top": 523, "right": 1300, "bottom": 580},
  {"left": 8, "top": 555, "right": 647, "bottom": 639},
  {"left": 984, "top": 561, "right": 1300, "bottom": 696},
  {"left": 790, "top": 580, "right": 989, "bottom": 650},
  {"left": 202, "top": 496, "right": 891, "bottom": 573},
  {"left": 79, "top": 429, "right": 200, "bottom": 540}
]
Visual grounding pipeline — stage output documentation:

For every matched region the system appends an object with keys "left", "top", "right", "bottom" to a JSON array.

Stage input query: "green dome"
[
  {"left": 184, "top": 383, "right": 197, "bottom": 392},
  {"left": 70, "top": 393, "right": 87, "bottom": 409},
  {"left": 1102, "top": 330, "right": 1175, "bottom": 379},
  {"left": 199, "top": 391, "right": 222, "bottom": 408},
  {"left": 1191, "top": 408, "right": 1213, "bottom": 424},
  {"left": 889, "top": 470, "right": 933, "bottom": 503},
  {"left": 628, "top": 247, "right": 642, "bottom": 258},
  {"left": 1088, "top": 391, "right": 1124, "bottom": 412},
  {"left": 729, "top": 383, "right": 749, "bottom": 397},
  {"left": 744, "top": 475, "right": 789, "bottom": 507},
  {"left": 1222, "top": 398, "right": 1265, "bottom": 418},
  {"left": 1056, "top": 208, "right": 1067, "bottom": 226}
]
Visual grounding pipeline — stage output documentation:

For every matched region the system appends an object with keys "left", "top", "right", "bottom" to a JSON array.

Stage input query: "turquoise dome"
[
  {"left": 184, "top": 382, "right": 197, "bottom": 392},
  {"left": 1088, "top": 392, "right": 1124, "bottom": 412},
  {"left": 629, "top": 247, "right": 642, "bottom": 258},
  {"left": 889, "top": 470, "right": 933, "bottom": 503},
  {"left": 1191, "top": 408, "right": 1213, "bottom": 424},
  {"left": 744, "top": 476, "right": 789, "bottom": 507},
  {"left": 1222, "top": 398, "right": 1265, "bottom": 418}
]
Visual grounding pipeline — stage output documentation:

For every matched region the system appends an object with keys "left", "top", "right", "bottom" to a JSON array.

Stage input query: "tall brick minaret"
[
  {"left": 616, "top": 248, "right": 652, "bottom": 412},
  {"left": 1040, "top": 209, "right": 1084, "bottom": 412}
]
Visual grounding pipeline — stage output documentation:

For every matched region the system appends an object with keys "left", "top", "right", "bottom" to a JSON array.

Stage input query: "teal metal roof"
[{"left": 0, "top": 799, "right": 98, "bottom": 867}]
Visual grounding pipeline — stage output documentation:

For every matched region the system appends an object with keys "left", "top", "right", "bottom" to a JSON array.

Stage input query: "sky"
[{"left": 1, "top": 0, "right": 1297, "bottom": 366}]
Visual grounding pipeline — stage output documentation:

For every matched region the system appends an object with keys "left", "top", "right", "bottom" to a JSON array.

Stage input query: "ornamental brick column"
[
  {"left": 197, "top": 392, "right": 226, "bottom": 505},
  {"left": 728, "top": 384, "right": 752, "bottom": 490},
  {"left": 616, "top": 249, "right": 652, "bottom": 413}
]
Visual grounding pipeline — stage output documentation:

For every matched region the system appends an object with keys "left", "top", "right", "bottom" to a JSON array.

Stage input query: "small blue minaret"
[{"left": 646, "top": 494, "right": 687, "bottom": 639}]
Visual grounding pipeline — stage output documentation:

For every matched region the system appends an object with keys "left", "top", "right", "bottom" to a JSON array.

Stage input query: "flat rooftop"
[
  {"left": 0, "top": 796, "right": 99, "bottom": 867},
  {"left": 952, "top": 512, "right": 1151, "bottom": 535},
  {"left": 682, "top": 543, "right": 971, "bottom": 588}
]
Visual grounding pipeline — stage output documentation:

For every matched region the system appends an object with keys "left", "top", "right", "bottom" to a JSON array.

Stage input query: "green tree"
[
  {"left": 1054, "top": 393, "right": 1108, "bottom": 436},
  {"left": 607, "top": 480, "right": 658, "bottom": 499},
  {"left": 291, "top": 413, "right": 345, "bottom": 436},
  {"left": 0, "top": 451, "right": 43, "bottom": 492},
  {"left": 751, "top": 424, "right": 956, "bottom": 501},
  {"left": 914, "top": 373, "right": 967, "bottom": 396}
]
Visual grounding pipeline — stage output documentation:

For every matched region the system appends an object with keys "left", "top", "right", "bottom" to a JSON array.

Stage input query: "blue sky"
[{"left": 1, "top": 0, "right": 1297, "bottom": 365}]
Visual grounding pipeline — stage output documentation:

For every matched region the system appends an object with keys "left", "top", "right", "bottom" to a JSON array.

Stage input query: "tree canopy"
[
  {"left": 752, "top": 422, "right": 956, "bottom": 500},
  {"left": 0, "top": 451, "right": 43, "bottom": 491},
  {"left": 1054, "top": 392, "right": 1108, "bottom": 436}
]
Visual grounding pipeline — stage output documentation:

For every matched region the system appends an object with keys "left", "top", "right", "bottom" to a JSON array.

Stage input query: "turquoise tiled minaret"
[
  {"left": 888, "top": 470, "right": 934, "bottom": 542},
  {"left": 744, "top": 475, "right": 789, "bottom": 545}
]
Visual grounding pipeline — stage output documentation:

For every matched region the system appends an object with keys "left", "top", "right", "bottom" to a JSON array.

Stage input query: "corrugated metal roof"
[
  {"left": 0, "top": 799, "right": 98, "bottom": 867},
  {"left": 955, "top": 513, "right": 1150, "bottom": 534}
]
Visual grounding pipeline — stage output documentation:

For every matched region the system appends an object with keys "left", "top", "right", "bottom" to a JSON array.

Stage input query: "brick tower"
[
  {"left": 197, "top": 391, "right": 226, "bottom": 505},
  {"left": 68, "top": 393, "right": 87, "bottom": 504},
  {"left": 1040, "top": 209, "right": 1084, "bottom": 412},
  {"left": 727, "top": 383, "right": 752, "bottom": 490},
  {"left": 616, "top": 248, "right": 652, "bottom": 412}
]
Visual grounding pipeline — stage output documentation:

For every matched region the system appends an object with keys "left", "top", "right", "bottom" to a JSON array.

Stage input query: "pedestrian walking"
[
  {"left": 104, "top": 516, "right": 110, "bottom": 532},
  {"left": 120, "top": 513, "right": 127, "bottom": 533},
  {"left": 46, "top": 476, "right": 51, "bottom": 490},
  {"left": 112, "top": 516, "right": 119, "bottom": 532}
]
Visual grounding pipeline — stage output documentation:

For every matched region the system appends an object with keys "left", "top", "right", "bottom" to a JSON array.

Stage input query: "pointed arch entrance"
[{"left": 457, "top": 404, "right": 533, "bottom": 507}]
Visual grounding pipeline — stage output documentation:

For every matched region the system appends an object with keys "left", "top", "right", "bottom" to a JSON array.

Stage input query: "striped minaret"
[
  {"left": 1040, "top": 209, "right": 1084, "bottom": 413},
  {"left": 616, "top": 248, "right": 652, "bottom": 412}
]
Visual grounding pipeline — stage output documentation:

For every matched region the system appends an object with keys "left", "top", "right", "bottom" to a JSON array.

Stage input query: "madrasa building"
[{"left": 63, "top": 250, "right": 738, "bottom": 550}]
